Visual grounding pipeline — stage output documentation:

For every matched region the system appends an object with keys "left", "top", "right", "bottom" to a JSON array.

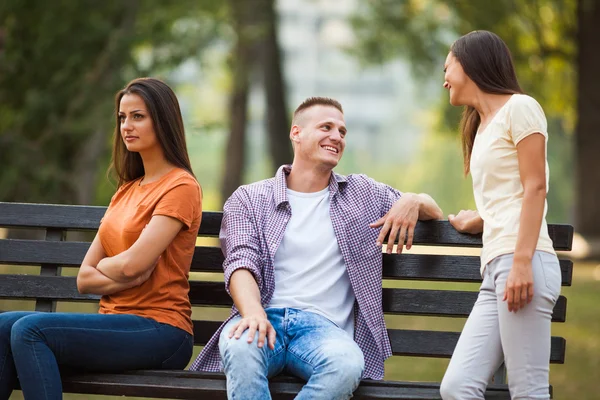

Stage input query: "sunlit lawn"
[{"left": 3, "top": 258, "right": 599, "bottom": 400}]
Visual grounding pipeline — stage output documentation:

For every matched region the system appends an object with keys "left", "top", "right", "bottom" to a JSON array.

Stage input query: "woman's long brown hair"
[
  {"left": 111, "top": 77, "right": 195, "bottom": 187},
  {"left": 451, "top": 31, "right": 523, "bottom": 175}
]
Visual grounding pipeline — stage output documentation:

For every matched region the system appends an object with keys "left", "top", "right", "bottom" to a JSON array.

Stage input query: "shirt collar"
[{"left": 274, "top": 164, "right": 348, "bottom": 207}]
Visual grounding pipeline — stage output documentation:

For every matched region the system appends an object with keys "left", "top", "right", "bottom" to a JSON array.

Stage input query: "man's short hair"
[{"left": 292, "top": 97, "right": 343, "bottom": 126}]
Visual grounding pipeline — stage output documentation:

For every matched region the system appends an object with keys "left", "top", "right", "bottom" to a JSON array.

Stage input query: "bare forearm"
[
  {"left": 515, "top": 188, "right": 546, "bottom": 261},
  {"left": 96, "top": 253, "right": 135, "bottom": 282},
  {"left": 416, "top": 193, "right": 444, "bottom": 220},
  {"left": 77, "top": 265, "right": 137, "bottom": 295},
  {"left": 229, "top": 269, "right": 265, "bottom": 317},
  {"left": 471, "top": 211, "right": 484, "bottom": 233}
]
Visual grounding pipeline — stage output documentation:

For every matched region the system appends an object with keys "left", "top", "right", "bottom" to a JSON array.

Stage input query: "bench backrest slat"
[
  {"left": 0, "top": 275, "right": 568, "bottom": 322},
  {"left": 0, "top": 239, "right": 573, "bottom": 286},
  {"left": 0, "top": 203, "right": 574, "bottom": 250},
  {"left": 0, "top": 203, "right": 222, "bottom": 237},
  {"left": 188, "top": 320, "right": 565, "bottom": 363}
]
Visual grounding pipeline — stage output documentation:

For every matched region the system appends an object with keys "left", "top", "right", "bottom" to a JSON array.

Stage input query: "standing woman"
[
  {"left": 439, "top": 31, "right": 562, "bottom": 400},
  {"left": 0, "top": 77, "right": 202, "bottom": 399}
]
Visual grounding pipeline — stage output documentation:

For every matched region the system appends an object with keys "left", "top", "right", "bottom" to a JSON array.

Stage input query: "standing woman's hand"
[
  {"left": 504, "top": 257, "right": 534, "bottom": 312},
  {"left": 448, "top": 210, "right": 484, "bottom": 234}
]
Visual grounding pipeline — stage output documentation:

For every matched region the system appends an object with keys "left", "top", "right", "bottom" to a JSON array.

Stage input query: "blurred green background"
[{"left": 1, "top": 0, "right": 599, "bottom": 399}]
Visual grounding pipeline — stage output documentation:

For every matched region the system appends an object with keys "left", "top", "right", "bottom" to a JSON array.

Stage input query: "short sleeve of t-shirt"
[
  {"left": 153, "top": 180, "right": 201, "bottom": 230},
  {"left": 509, "top": 95, "right": 548, "bottom": 145}
]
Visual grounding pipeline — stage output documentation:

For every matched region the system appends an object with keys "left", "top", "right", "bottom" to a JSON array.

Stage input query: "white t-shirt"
[
  {"left": 470, "top": 94, "right": 556, "bottom": 273},
  {"left": 268, "top": 187, "right": 356, "bottom": 337}
]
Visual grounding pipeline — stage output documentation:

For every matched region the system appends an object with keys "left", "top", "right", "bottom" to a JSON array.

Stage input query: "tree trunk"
[
  {"left": 221, "top": 0, "right": 254, "bottom": 202},
  {"left": 576, "top": 0, "right": 600, "bottom": 246},
  {"left": 69, "top": 1, "right": 138, "bottom": 206},
  {"left": 262, "top": 0, "right": 293, "bottom": 172},
  {"left": 72, "top": 127, "right": 108, "bottom": 205}
]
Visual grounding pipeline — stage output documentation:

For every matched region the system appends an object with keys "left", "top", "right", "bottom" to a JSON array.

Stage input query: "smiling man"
[{"left": 189, "top": 97, "right": 443, "bottom": 399}]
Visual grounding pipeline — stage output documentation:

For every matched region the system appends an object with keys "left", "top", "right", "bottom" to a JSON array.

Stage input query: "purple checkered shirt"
[{"left": 189, "top": 165, "right": 402, "bottom": 379}]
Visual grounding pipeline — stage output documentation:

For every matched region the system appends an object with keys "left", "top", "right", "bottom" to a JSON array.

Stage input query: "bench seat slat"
[
  {"left": 0, "top": 203, "right": 573, "bottom": 249},
  {"left": 0, "top": 240, "right": 573, "bottom": 286},
  {"left": 59, "top": 371, "right": 512, "bottom": 399},
  {"left": 0, "top": 275, "right": 567, "bottom": 322},
  {"left": 119, "top": 370, "right": 516, "bottom": 391},
  {"left": 190, "top": 321, "right": 565, "bottom": 363}
]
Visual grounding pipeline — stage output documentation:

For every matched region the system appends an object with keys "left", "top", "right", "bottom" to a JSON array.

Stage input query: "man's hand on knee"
[{"left": 228, "top": 312, "right": 276, "bottom": 350}]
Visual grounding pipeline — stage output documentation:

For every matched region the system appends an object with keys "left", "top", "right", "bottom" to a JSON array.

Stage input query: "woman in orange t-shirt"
[{"left": 0, "top": 78, "right": 202, "bottom": 399}]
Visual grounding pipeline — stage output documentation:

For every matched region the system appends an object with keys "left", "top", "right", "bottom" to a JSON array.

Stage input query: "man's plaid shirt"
[{"left": 189, "top": 165, "right": 402, "bottom": 379}]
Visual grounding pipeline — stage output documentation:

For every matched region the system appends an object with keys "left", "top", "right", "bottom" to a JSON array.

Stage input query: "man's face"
[{"left": 291, "top": 105, "right": 346, "bottom": 170}]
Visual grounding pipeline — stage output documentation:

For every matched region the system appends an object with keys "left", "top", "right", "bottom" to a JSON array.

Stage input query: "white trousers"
[{"left": 440, "top": 251, "right": 562, "bottom": 400}]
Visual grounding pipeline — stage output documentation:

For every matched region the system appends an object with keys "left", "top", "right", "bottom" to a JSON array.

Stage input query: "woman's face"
[
  {"left": 118, "top": 93, "right": 158, "bottom": 153},
  {"left": 443, "top": 52, "right": 472, "bottom": 106}
]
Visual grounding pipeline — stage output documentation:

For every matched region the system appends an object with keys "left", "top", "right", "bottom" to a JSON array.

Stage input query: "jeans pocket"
[
  {"left": 161, "top": 332, "right": 194, "bottom": 369},
  {"left": 538, "top": 252, "right": 561, "bottom": 302}
]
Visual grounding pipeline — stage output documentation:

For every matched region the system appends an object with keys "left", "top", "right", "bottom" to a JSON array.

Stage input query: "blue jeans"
[
  {"left": 219, "top": 308, "right": 365, "bottom": 400},
  {"left": 0, "top": 311, "right": 193, "bottom": 400}
]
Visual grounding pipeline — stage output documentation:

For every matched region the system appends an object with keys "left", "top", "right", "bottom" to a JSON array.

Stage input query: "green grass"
[{"left": 3, "top": 262, "right": 599, "bottom": 400}]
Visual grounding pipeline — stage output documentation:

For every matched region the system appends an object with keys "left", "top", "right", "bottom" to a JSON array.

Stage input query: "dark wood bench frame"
[{"left": 0, "top": 202, "right": 573, "bottom": 399}]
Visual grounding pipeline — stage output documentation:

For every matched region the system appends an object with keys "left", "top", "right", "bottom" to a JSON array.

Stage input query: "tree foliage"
[
  {"left": 352, "top": 0, "right": 582, "bottom": 225},
  {"left": 0, "top": 0, "right": 224, "bottom": 205},
  {"left": 353, "top": 0, "right": 577, "bottom": 127}
]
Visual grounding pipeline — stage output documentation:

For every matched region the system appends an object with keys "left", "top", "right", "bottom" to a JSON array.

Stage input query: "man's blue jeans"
[
  {"left": 0, "top": 311, "right": 193, "bottom": 400},
  {"left": 219, "top": 308, "right": 365, "bottom": 400}
]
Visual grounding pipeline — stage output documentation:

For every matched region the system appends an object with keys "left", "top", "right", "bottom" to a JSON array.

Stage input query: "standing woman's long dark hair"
[
  {"left": 451, "top": 31, "right": 523, "bottom": 175},
  {"left": 111, "top": 77, "right": 195, "bottom": 187}
]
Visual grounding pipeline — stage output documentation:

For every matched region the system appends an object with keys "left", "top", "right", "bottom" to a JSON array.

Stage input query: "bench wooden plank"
[
  {"left": 0, "top": 240, "right": 88, "bottom": 265},
  {"left": 0, "top": 203, "right": 222, "bottom": 237},
  {"left": 120, "top": 370, "right": 515, "bottom": 391},
  {"left": 0, "top": 299, "right": 567, "bottom": 376},
  {"left": 0, "top": 240, "right": 573, "bottom": 286},
  {"left": 0, "top": 275, "right": 567, "bottom": 322},
  {"left": 0, "top": 312, "right": 563, "bottom": 363},
  {"left": 0, "top": 275, "right": 98, "bottom": 302},
  {"left": 190, "top": 321, "right": 566, "bottom": 363},
  {"left": 59, "top": 371, "right": 513, "bottom": 399},
  {"left": 0, "top": 203, "right": 107, "bottom": 230},
  {"left": 0, "top": 203, "right": 574, "bottom": 249},
  {"left": 382, "top": 254, "right": 572, "bottom": 286}
]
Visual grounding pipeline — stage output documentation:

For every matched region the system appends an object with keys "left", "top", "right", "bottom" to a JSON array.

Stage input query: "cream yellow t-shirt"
[{"left": 470, "top": 94, "right": 555, "bottom": 274}]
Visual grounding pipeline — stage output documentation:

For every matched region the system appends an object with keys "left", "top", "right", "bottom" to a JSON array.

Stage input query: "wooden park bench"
[{"left": 0, "top": 202, "right": 573, "bottom": 399}]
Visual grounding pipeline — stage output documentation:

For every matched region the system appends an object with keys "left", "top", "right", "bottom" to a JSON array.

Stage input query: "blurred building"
[
  {"left": 175, "top": 0, "right": 442, "bottom": 183},
  {"left": 246, "top": 0, "right": 439, "bottom": 171}
]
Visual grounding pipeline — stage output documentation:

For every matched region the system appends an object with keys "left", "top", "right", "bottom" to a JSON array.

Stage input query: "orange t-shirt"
[{"left": 97, "top": 167, "right": 202, "bottom": 335}]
